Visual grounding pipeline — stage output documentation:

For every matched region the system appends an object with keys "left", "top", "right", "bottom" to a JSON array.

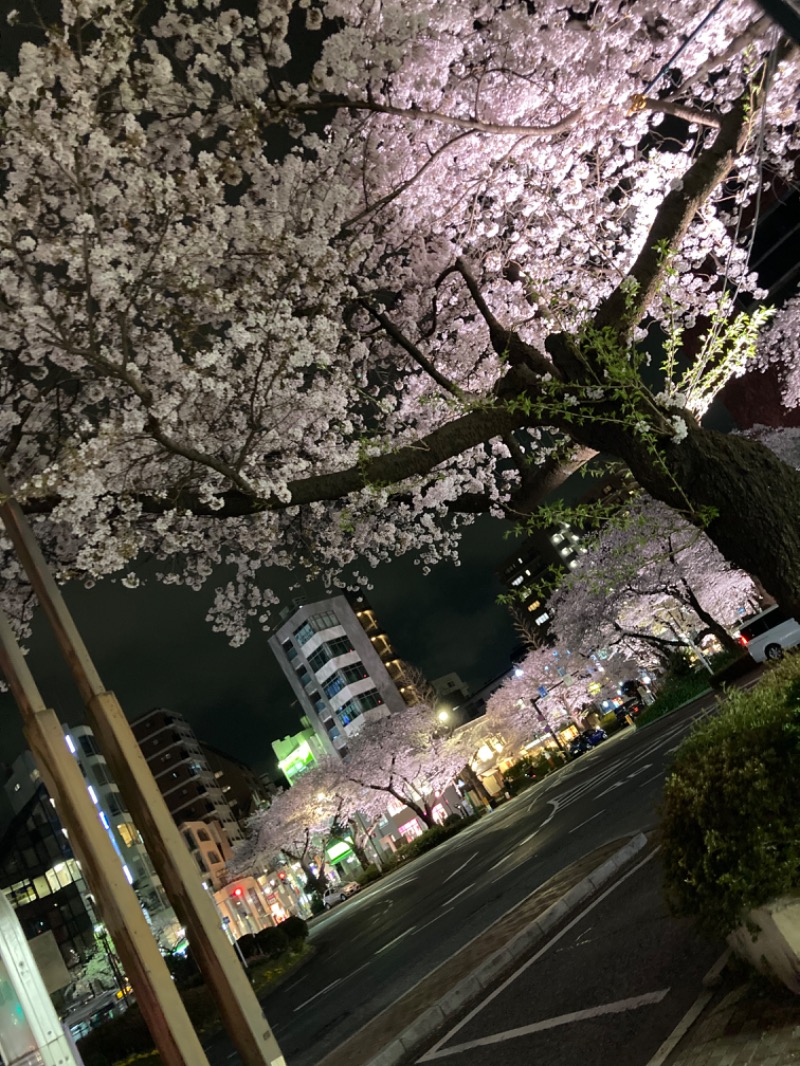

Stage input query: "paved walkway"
[{"left": 659, "top": 978, "right": 800, "bottom": 1066}]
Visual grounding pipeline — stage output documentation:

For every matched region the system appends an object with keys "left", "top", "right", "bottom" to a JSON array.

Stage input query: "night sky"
[{"left": 0, "top": 517, "right": 518, "bottom": 782}]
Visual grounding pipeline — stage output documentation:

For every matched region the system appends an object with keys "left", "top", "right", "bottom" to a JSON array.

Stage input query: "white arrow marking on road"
[
  {"left": 568, "top": 809, "right": 605, "bottom": 834},
  {"left": 417, "top": 990, "right": 669, "bottom": 1060},
  {"left": 293, "top": 978, "right": 342, "bottom": 1012},
  {"left": 626, "top": 763, "right": 653, "bottom": 779},
  {"left": 596, "top": 780, "right": 625, "bottom": 798},
  {"left": 442, "top": 852, "right": 479, "bottom": 884}
]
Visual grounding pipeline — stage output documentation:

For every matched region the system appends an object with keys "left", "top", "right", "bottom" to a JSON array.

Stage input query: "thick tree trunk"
[
  {"left": 615, "top": 426, "right": 800, "bottom": 622},
  {"left": 677, "top": 579, "right": 741, "bottom": 654}
]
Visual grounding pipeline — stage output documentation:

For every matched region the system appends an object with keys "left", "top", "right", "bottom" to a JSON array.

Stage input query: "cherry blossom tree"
[
  {"left": 343, "top": 706, "right": 479, "bottom": 827},
  {"left": 752, "top": 295, "right": 800, "bottom": 412},
  {"left": 551, "top": 497, "right": 760, "bottom": 660},
  {"left": 2, "top": 2, "right": 800, "bottom": 639},
  {"left": 486, "top": 643, "right": 624, "bottom": 749},
  {"left": 233, "top": 760, "right": 359, "bottom": 890}
]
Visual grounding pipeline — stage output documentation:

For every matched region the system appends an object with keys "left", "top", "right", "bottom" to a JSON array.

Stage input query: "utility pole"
[{"left": 0, "top": 471, "right": 287, "bottom": 1066}]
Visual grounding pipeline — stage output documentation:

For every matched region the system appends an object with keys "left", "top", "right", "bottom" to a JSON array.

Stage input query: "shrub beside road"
[{"left": 661, "top": 653, "right": 800, "bottom": 937}]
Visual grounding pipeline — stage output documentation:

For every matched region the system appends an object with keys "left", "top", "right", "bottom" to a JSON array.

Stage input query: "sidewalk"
[{"left": 652, "top": 971, "right": 800, "bottom": 1066}]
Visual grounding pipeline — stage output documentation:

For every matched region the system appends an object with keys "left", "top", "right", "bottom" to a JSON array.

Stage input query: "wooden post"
[
  {"left": 0, "top": 611, "right": 210, "bottom": 1066},
  {"left": 0, "top": 473, "right": 286, "bottom": 1066}
]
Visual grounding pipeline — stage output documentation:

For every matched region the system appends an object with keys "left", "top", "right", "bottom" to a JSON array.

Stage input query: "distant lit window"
[
  {"left": 535, "top": 612, "right": 550, "bottom": 625},
  {"left": 511, "top": 575, "right": 524, "bottom": 587},
  {"left": 551, "top": 534, "right": 563, "bottom": 545}
]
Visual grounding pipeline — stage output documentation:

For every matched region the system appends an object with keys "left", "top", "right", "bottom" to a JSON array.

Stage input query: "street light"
[{"left": 437, "top": 709, "right": 450, "bottom": 724}]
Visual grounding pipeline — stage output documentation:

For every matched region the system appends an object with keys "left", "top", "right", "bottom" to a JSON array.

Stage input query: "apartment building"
[
  {"left": 131, "top": 709, "right": 244, "bottom": 857},
  {"left": 269, "top": 593, "right": 412, "bottom": 759}
]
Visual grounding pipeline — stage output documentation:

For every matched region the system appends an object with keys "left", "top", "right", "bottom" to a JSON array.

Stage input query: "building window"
[
  {"left": 358, "top": 690, "right": 384, "bottom": 712},
  {"left": 341, "top": 663, "right": 368, "bottom": 684},
  {"left": 293, "top": 622, "right": 315, "bottom": 645},
  {"left": 326, "top": 636, "right": 353, "bottom": 658},
  {"left": 197, "top": 829, "right": 211, "bottom": 842},
  {"left": 295, "top": 666, "right": 311, "bottom": 687},
  {"left": 116, "top": 823, "right": 139, "bottom": 847},
  {"left": 281, "top": 639, "right": 297, "bottom": 662},
  {"left": 78, "top": 734, "right": 100, "bottom": 757},
  {"left": 323, "top": 674, "right": 346, "bottom": 698},
  {"left": 307, "top": 647, "right": 329, "bottom": 672}
]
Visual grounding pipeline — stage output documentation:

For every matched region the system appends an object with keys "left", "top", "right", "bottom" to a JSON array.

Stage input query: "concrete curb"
[{"left": 361, "top": 831, "right": 650, "bottom": 1066}]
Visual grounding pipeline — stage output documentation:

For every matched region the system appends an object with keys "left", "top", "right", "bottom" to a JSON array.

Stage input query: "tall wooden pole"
[
  {"left": 0, "top": 610, "right": 210, "bottom": 1066},
  {"left": 0, "top": 473, "right": 287, "bottom": 1066}
]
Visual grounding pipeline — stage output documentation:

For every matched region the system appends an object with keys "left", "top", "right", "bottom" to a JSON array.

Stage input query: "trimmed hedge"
[{"left": 660, "top": 653, "right": 800, "bottom": 937}]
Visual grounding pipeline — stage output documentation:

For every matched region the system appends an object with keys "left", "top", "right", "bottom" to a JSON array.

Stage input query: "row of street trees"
[
  {"left": 487, "top": 489, "right": 770, "bottom": 728},
  {"left": 232, "top": 706, "right": 484, "bottom": 887}
]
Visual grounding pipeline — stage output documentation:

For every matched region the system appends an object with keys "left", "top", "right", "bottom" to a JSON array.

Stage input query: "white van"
[{"left": 736, "top": 606, "right": 800, "bottom": 662}]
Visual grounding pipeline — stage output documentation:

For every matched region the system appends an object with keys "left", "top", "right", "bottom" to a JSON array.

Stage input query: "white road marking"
[
  {"left": 376, "top": 928, "right": 415, "bottom": 954},
  {"left": 516, "top": 829, "right": 539, "bottom": 849},
  {"left": 417, "top": 991, "right": 669, "bottom": 1059},
  {"left": 596, "top": 780, "right": 624, "bottom": 798},
  {"left": 442, "top": 853, "right": 479, "bottom": 885},
  {"left": 639, "top": 771, "right": 664, "bottom": 789},
  {"left": 293, "top": 978, "right": 341, "bottom": 1011},
  {"left": 488, "top": 852, "right": 514, "bottom": 872},
  {"left": 412, "top": 907, "right": 455, "bottom": 937},
  {"left": 625, "top": 763, "right": 653, "bottom": 779},
  {"left": 568, "top": 809, "right": 605, "bottom": 834},
  {"left": 417, "top": 847, "right": 661, "bottom": 1061},
  {"left": 447, "top": 882, "right": 477, "bottom": 905}
]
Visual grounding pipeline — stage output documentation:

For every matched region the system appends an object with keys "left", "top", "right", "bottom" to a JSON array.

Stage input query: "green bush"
[
  {"left": 275, "top": 915, "right": 308, "bottom": 943},
  {"left": 237, "top": 926, "right": 291, "bottom": 960},
  {"left": 661, "top": 654, "right": 800, "bottom": 937},
  {"left": 637, "top": 671, "right": 711, "bottom": 725},
  {"left": 502, "top": 757, "right": 538, "bottom": 795}
]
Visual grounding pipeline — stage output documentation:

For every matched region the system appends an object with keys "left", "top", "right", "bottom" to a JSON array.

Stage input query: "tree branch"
[{"left": 594, "top": 92, "right": 751, "bottom": 334}]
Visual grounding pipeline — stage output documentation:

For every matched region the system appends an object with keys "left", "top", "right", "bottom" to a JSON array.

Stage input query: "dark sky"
[{"left": 0, "top": 517, "right": 518, "bottom": 782}]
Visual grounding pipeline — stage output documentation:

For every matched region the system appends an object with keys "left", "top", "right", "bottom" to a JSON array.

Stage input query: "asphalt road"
[
  {"left": 415, "top": 848, "right": 723, "bottom": 1066},
  {"left": 243, "top": 694, "right": 724, "bottom": 1066}
]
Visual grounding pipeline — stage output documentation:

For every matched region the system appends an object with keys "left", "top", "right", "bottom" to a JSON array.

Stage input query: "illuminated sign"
[{"left": 325, "top": 840, "right": 353, "bottom": 863}]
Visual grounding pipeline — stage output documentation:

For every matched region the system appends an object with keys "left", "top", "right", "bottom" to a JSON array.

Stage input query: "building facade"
[
  {"left": 200, "top": 744, "right": 272, "bottom": 824},
  {"left": 2, "top": 733, "right": 181, "bottom": 958},
  {"left": 272, "top": 718, "right": 328, "bottom": 786},
  {"left": 0, "top": 777, "right": 95, "bottom": 965},
  {"left": 131, "top": 708, "right": 244, "bottom": 850},
  {"left": 498, "top": 472, "right": 638, "bottom": 638},
  {"left": 269, "top": 593, "right": 411, "bottom": 759}
]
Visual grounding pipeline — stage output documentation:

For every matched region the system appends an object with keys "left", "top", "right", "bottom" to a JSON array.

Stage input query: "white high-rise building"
[{"left": 269, "top": 593, "right": 412, "bottom": 759}]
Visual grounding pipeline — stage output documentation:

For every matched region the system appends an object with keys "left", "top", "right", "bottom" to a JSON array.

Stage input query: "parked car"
[
  {"left": 322, "top": 882, "right": 360, "bottom": 909},
  {"left": 614, "top": 696, "right": 642, "bottom": 725},
  {"left": 736, "top": 605, "right": 800, "bottom": 662},
  {"left": 568, "top": 728, "right": 607, "bottom": 757}
]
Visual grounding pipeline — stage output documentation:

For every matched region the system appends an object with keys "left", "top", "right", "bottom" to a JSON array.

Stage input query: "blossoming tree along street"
[
  {"left": 2, "top": 1, "right": 800, "bottom": 638},
  {"left": 235, "top": 711, "right": 480, "bottom": 879},
  {"left": 551, "top": 497, "right": 760, "bottom": 663}
]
